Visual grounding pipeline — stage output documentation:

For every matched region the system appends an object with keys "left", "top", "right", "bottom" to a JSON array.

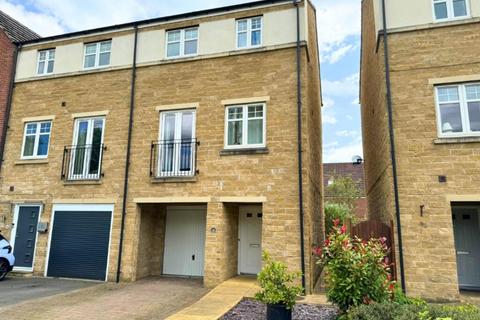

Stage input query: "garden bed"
[{"left": 221, "top": 299, "right": 339, "bottom": 320}]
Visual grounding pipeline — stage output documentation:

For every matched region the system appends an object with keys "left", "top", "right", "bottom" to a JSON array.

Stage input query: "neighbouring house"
[
  {"left": 0, "top": 0, "right": 323, "bottom": 293},
  {"left": 0, "top": 10, "right": 39, "bottom": 168},
  {"left": 323, "top": 162, "right": 367, "bottom": 219},
  {"left": 361, "top": 0, "right": 480, "bottom": 300}
]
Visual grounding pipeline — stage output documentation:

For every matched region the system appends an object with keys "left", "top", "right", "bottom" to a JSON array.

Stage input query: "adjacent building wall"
[{"left": 0, "top": 30, "right": 15, "bottom": 163}]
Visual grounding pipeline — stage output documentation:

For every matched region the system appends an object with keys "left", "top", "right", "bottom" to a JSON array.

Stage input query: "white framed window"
[
  {"left": 166, "top": 27, "right": 198, "bottom": 58},
  {"left": 21, "top": 121, "right": 52, "bottom": 159},
  {"left": 236, "top": 16, "right": 262, "bottom": 49},
  {"left": 435, "top": 83, "right": 480, "bottom": 137},
  {"left": 83, "top": 40, "right": 111, "bottom": 69},
  {"left": 433, "top": 0, "right": 470, "bottom": 21},
  {"left": 37, "top": 49, "right": 55, "bottom": 75},
  {"left": 224, "top": 103, "right": 266, "bottom": 149}
]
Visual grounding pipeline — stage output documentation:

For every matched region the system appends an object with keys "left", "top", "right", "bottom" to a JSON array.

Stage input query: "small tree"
[
  {"left": 315, "top": 220, "right": 394, "bottom": 312},
  {"left": 326, "top": 174, "right": 361, "bottom": 213},
  {"left": 324, "top": 202, "right": 353, "bottom": 234}
]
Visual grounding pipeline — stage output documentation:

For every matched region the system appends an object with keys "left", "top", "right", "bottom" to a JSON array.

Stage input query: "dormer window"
[
  {"left": 433, "top": 0, "right": 469, "bottom": 21},
  {"left": 37, "top": 49, "right": 55, "bottom": 75},
  {"left": 84, "top": 40, "right": 111, "bottom": 69}
]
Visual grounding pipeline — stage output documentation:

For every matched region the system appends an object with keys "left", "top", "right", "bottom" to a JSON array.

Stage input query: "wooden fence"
[{"left": 347, "top": 219, "right": 397, "bottom": 280}]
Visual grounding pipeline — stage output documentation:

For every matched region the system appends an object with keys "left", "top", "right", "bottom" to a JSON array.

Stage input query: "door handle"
[
  {"left": 249, "top": 244, "right": 260, "bottom": 248},
  {"left": 192, "top": 254, "right": 195, "bottom": 261},
  {"left": 457, "top": 251, "right": 470, "bottom": 255}
]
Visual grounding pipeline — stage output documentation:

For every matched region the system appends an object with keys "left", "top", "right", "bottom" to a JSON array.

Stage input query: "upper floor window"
[
  {"left": 21, "top": 121, "right": 51, "bottom": 159},
  {"left": 435, "top": 83, "right": 480, "bottom": 137},
  {"left": 166, "top": 27, "right": 198, "bottom": 58},
  {"left": 37, "top": 49, "right": 55, "bottom": 75},
  {"left": 84, "top": 40, "right": 111, "bottom": 69},
  {"left": 433, "top": 0, "right": 469, "bottom": 21},
  {"left": 225, "top": 103, "right": 266, "bottom": 149},
  {"left": 236, "top": 17, "right": 262, "bottom": 49}
]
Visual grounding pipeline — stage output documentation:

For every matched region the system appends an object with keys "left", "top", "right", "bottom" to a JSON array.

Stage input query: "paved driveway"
[
  {"left": 0, "top": 276, "right": 208, "bottom": 320},
  {"left": 0, "top": 276, "right": 97, "bottom": 306}
]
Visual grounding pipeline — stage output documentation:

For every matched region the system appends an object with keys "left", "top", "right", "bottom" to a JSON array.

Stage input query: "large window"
[
  {"left": 225, "top": 103, "right": 266, "bottom": 148},
  {"left": 435, "top": 83, "right": 480, "bottom": 137},
  {"left": 433, "top": 0, "right": 469, "bottom": 21},
  {"left": 166, "top": 27, "right": 198, "bottom": 58},
  {"left": 236, "top": 17, "right": 262, "bottom": 49},
  {"left": 84, "top": 40, "right": 111, "bottom": 69},
  {"left": 21, "top": 121, "right": 51, "bottom": 159},
  {"left": 37, "top": 49, "right": 55, "bottom": 75}
]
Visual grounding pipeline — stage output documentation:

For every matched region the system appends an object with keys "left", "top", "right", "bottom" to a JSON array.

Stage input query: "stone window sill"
[
  {"left": 15, "top": 159, "right": 49, "bottom": 165},
  {"left": 434, "top": 137, "right": 480, "bottom": 145},
  {"left": 63, "top": 180, "right": 103, "bottom": 186},
  {"left": 151, "top": 176, "right": 198, "bottom": 183},
  {"left": 220, "top": 148, "right": 269, "bottom": 156}
]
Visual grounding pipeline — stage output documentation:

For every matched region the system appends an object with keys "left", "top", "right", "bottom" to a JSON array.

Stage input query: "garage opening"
[
  {"left": 136, "top": 204, "right": 206, "bottom": 279},
  {"left": 452, "top": 203, "right": 480, "bottom": 291}
]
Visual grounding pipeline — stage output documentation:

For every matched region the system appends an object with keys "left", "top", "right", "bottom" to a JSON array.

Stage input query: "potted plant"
[{"left": 255, "top": 252, "right": 303, "bottom": 320}]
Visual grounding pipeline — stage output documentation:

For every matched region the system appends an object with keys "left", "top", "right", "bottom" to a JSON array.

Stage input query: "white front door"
[
  {"left": 239, "top": 206, "right": 262, "bottom": 275},
  {"left": 452, "top": 207, "right": 480, "bottom": 290},
  {"left": 163, "top": 207, "right": 206, "bottom": 277}
]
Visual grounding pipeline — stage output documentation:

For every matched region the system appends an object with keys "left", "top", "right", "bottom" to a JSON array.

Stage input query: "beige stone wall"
[
  {"left": 363, "top": 0, "right": 480, "bottom": 300},
  {"left": 136, "top": 204, "right": 166, "bottom": 279}
]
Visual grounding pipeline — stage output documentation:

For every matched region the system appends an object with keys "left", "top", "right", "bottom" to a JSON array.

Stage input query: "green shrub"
[
  {"left": 345, "top": 302, "right": 480, "bottom": 320},
  {"left": 324, "top": 202, "right": 354, "bottom": 234},
  {"left": 316, "top": 222, "right": 394, "bottom": 311},
  {"left": 254, "top": 252, "right": 303, "bottom": 309}
]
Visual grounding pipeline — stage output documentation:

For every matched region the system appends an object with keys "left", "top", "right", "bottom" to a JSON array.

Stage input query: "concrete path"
[
  {"left": 166, "top": 276, "right": 259, "bottom": 320},
  {"left": 0, "top": 277, "right": 208, "bottom": 320},
  {"left": 0, "top": 276, "right": 97, "bottom": 306}
]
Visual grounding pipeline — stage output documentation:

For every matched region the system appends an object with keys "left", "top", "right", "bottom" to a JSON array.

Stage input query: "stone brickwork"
[
  {"left": 0, "top": 1, "right": 322, "bottom": 292},
  {"left": 362, "top": 0, "right": 480, "bottom": 300},
  {"left": 0, "top": 30, "right": 15, "bottom": 154}
]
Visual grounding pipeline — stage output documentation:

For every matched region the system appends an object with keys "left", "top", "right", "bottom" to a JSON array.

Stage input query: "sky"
[{"left": 0, "top": 0, "right": 362, "bottom": 163}]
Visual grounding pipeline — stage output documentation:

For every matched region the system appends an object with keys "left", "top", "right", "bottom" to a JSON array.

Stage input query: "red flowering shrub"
[{"left": 314, "top": 221, "right": 395, "bottom": 312}]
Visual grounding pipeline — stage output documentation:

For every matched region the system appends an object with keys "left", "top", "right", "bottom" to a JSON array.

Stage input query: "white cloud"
[
  {"left": 323, "top": 137, "right": 363, "bottom": 163},
  {"left": 0, "top": 0, "right": 64, "bottom": 36},
  {"left": 322, "top": 73, "right": 359, "bottom": 97},
  {"left": 322, "top": 97, "right": 335, "bottom": 109},
  {"left": 322, "top": 43, "right": 355, "bottom": 65},
  {"left": 322, "top": 112, "right": 337, "bottom": 125},
  {"left": 346, "top": 115, "right": 353, "bottom": 120},
  {"left": 315, "top": 0, "right": 361, "bottom": 65},
  {"left": 336, "top": 130, "right": 357, "bottom": 138}
]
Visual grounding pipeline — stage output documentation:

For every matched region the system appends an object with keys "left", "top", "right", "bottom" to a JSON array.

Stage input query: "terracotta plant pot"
[{"left": 266, "top": 303, "right": 292, "bottom": 320}]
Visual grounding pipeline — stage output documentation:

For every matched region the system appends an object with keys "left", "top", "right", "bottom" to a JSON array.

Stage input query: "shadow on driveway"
[{"left": 0, "top": 276, "right": 98, "bottom": 306}]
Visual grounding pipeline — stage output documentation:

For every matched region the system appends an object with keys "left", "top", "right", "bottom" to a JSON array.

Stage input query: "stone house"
[
  {"left": 0, "top": 10, "right": 39, "bottom": 170},
  {"left": 361, "top": 0, "right": 480, "bottom": 300},
  {"left": 0, "top": 0, "right": 323, "bottom": 293}
]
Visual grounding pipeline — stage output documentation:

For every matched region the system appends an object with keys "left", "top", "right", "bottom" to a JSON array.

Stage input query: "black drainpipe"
[
  {"left": 116, "top": 24, "right": 139, "bottom": 283},
  {"left": 0, "top": 44, "right": 20, "bottom": 170},
  {"left": 294, "top": 0, "right": 306, "bottom": 291},
  {"left": 381, "top": 0, "right": 406, "bottom": 292}
]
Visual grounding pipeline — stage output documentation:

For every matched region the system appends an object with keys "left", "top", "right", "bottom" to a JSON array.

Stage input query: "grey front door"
[
  {"left": 13, "top": 206, "right": 40, "bottom": 269},
  {"left": 452, "top": 207, "right": 480, "bottom": 290}
]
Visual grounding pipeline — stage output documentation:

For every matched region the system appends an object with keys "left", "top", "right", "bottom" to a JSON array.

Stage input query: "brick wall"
[{"left": 0, "top": 30, "right": 15, "bottom": 157}]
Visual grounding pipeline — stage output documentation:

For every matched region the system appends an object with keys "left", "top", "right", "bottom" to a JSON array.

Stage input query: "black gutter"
[
  {"left": 0, "top": 44, "right": 20, "bottom": 171},
  {"left": 293, "top": 0, "right": 306, "bottom": 291},
  {"left": 116, "top": 24, "right": 139, "bottom": 283},
  {"left": 17, "top": 0, "right": 290, "bottom": 46},
  {"left": 381, "top": 0, "right": 406, "bottom": 292}
]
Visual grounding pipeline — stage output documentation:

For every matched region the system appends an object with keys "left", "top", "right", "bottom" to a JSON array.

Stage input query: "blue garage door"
[{"left": 47, "top": 211, "right": 112, "bottom": 281}]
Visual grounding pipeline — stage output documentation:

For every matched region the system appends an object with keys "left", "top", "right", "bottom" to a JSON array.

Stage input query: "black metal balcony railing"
[
  {"left": 61, "top": 144, "right": 106, "bottom": 181},
  {"left": 150, "top": 139, "right": 199, "bottom": 178}
]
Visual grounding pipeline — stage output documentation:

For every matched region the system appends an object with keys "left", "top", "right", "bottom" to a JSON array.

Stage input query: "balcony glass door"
[
  {"left": 159, "top": 110, "right": 196, "bottom": 177},
  {"left": 70, "top": 118, "right": 105, "bottom": 180}
]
